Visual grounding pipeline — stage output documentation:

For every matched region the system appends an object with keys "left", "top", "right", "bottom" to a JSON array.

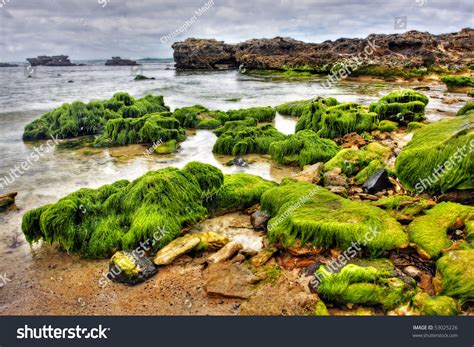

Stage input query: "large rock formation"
[
  {"left": 172, "top": 29, "right": 474, "bottom": 74},
  {"left": 26, "top": 55, "right": 77, "bottom": 66}
]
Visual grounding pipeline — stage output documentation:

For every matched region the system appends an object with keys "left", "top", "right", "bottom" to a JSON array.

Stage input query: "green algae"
[
  {"left": 369, "top": 89, "right": 429, "bottom": 123},
  {"left": 154, "top": 139, "right": 178, "bottom": 154},
  {"left": 371, "top": 195, "right": 435, "bottom": 221},
  {"left": 276, "top": 97, "right": 337, "bottom": 117},
  {"left": 456, "top": 101, "right": 474, "bottom": 116},
  {"left": 407, "top": 121, "right": 426, "bottom": 132},
  {"left": 21, "top": 162, "right": 224, "bottom": 258},
  {"left": 378, "top": 120, "right": 398, "bottom": 132},
  {"left": 213, "top": 124, "right": 286, "bottom": 156},
  {"left": 434, "top": 250, "right": 474, "bottom": 304},
  {"left": 261, "top": 180, "right": 408, "bottom": 254},
  {"left": 315, "top": 260, "right": 415, "bottom": 309},
  {"left": 172, "top": 105, "right": 209, "bottom": 128},
  {"left": 408, "top": 202, "right": 474, "bottom": 259},
  {"left": 313, "top": 300, "right": 330, "bottom": 316},
  {"left": 324, "top": 142, "right": 391, "bottom": 177},
  {"left": 269, "top": 130, "right": 340, "bottom": 167},
  {"left": 205, "top": 173, "right": 276, "bottom": 215},
  {"left": 441, "top": 76, "right": 474, "bottom": 90},
  {"left": 23, "top": 93, "right": 170, "bottom": 141},
  {"left": 411, "top": 292, "right": 459, "bottom": 316},
  {"left": 395, "top": 116, "right": 474, "bottom": 194},
  {"left": 226, "top": 106, "right": 276, "bottom": 122}
]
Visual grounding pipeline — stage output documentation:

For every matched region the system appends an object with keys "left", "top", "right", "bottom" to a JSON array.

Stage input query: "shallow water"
[{"left": 0, "top": 62, "right": 469, "bottom": 312}]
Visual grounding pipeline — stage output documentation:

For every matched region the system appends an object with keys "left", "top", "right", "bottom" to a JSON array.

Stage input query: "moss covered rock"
[
  {"left": 21, "top": 162, "right": 224, "bottom": 258},
  {"left": 269, "top": 130, "right": 340, "bottom": 167},
  {"left": 408, "top": 202, "right": 474, "bottom": 259},
  {"left": 213, "top": 124, "right": 286, "bottom": 156},
  {"left": 456, "top": 101, "right": 474, "bottom": 116},
  {"left": 261, "top": 180, "right": 408, "bottom": 254},
  {"left": 206, "top": 173, "right": 276, "bottom": 215},
  {"left": 226, "top": 106, "right": 276, "bottom": 122},
  {"left": 314, "top": 259, "right": 415, "bottom": 309},
  {"left": 378, "top": 120, "right": 398, "bottom": 132},
  {"left": 411, "top": 292, "right": 459, "bottom": 316},
  {"left": 109, "top": 250, "right": 158, "bottom": 285},
  {"left": 171, "top": 105, "right": 208, "bottom": 128},
  {"left": 395, "top": 116, "right": 474, "bottom": 194},
  {"left": 371, "top": 195, "right": 435, "bottom": 221},
  {"left": 441, "top": 75, "right": 474, "bottom": 90},
  {"left": 276, "top": 97, "right": 338, "bottom": 117},
  {"left": 154, "top": 139, "right": 178, "bottom": 154},
  {"left": 23, "top": 93, "right": 169, "bottom": 141},
  {"left": 434, "top": 250, "right": 474, "bottom": 304},
  {"left": 369, "top": 89, "right": 429, "bottom": 123}
]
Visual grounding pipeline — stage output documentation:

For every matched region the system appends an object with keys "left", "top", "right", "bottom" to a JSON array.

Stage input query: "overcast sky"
[{"left": 0, "top": 0, "right": 472, "bottom": 62}]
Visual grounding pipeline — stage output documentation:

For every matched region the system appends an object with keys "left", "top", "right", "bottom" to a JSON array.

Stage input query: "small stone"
[
  {"left": 153, "top": 234, "right": 201, "bottom": 265},
  {"left": 250, "top": 210, "right": 270, "bottom": 230},
  {"left": 208, "top": 241, "right": 243, "bottom": 263},
  {"left": 327, "top": 186, "right": 348, "bottom": 197},
  {"left": 293, "top": 162, "right": 324, "bottom": 184},
  {"left": 324, "top": 168, "right": 347, "bottom": 187},
  {"left": 362, "top": 169, "right": 392, "bottom": 194},
  {"left": 225, "top": 156, "right": 249, "bottom": 167},
  {"left": 250, "top": 248, "right": 276, "bottom": 267},
  {"left": 403, "top": 265, "right": 422, "bottom": 280},
  {"left": 109, "top": 251, "right": 158, "bottom": 285}
]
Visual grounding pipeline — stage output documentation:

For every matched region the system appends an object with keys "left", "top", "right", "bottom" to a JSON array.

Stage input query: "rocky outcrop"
[
  {"left": 0, "top": 63, "right": 18, "bottom": 67},
  {"left": 172, "top": 29, "right": 473, "bottom": 73},
  {"left": 26, "top": 55, "right": 77, "bottom": 66},
  {"left": 105, "top": 56, "right": 138, "bottom": 66},
  {"left": 0, "top": 192, "right": 17, "bottom": 211}
]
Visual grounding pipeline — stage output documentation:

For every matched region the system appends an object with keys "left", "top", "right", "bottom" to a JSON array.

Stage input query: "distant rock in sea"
[
  {"left": 0, "top": 63, "right": 19, "bottom": 67},
  {"left": 26, "top": 55, "right": 77, "bottom": 66},
  {"left": 105, "top": 56, "right": 139, "bottom": 66}
]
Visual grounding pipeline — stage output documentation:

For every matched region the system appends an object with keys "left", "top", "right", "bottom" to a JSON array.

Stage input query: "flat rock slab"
[
  {"left": 204, "top": 262, "right": 259, "bottom": 299},
  {"left": 240, "top": 277, "right": 318, "bottom": 315},
  {"left": 154, "top": 234, "right": 201, "bottom": 266}
]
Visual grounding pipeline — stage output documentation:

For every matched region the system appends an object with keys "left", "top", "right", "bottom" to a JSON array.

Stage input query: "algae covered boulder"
[
  {"left": 261, "top": 180, "right": 408, "bottom": 254},
  {"left": 411, "top": 292, "right": 459, "bottom": 316},
  {"left": 314, "top": 259, "right": 415, "bottom": 310},
  {"left": 369, "top": 89, "right": 429, "bottom": 123},
  {"left": 276, "top": 97, "right": 337, "bottom": 117},
  {"left": 456, "top": 101, "right": 474, "bottom": 116},
  {"left": 213, "top": 124, "right": 286, "bottom": 156},
  {"left": 21, "top": 162, "right": 224, "bottom": 258},
  {"left": 395, "top": 115, "right": 474, "bottom": 194},
  {"left": 408, "top": 202, "right": 474, "bottom": 259},
  {"left": 269, "top": 130, "right": 340, "bottom": 167},
  {"left": 434, "top": 250, "right": 474, "bottom": 304},
  {"left": 171, "top": 105, "right": 208, "bottom": 128},
  {"left": 226, "top": 106, "right": 276, "bottom": 122},
  {"left": 206, "top": 173, "right": 276, "bottom": 215},
  {"left": 23, "top": 92, "right": 169, "bottom": 141},
  {"left": 441, "top": 75, "right": 474, "bottom": 91}
]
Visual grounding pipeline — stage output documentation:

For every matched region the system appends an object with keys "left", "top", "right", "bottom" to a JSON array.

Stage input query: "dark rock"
[
  {"left": 438, "top": 189, "right": 474, "bottom": 205},
  {"left": 0, "top": 63, "right": 19, "bottom": 67},
  {"left": 173, "top": 29, "right": 473, "bottom": 72},
  {"left": 134, "top": 74, "right": 155, "bottom": 80},
  {"left": 109, "top": 251, "right": 158, "bottom": 285},
  {"left": 27, "top": 55, "right": 77, "bottom": 66},
  {"left": 0, "top": 192, "right": 17, "bottom": 211},
  {"left": 225, "top": 156, "right": 249, "bottom": 167},
  {"left": 67, "top": 80, "right": 74, "bottom": 83},
  {"left": 250, "top": 210, "right": 270, "bottom": 230},
  {"left": 362, "top": 169, "right": 391, "bottom": 194},
  {"left": 105, "top": 56, "right": 138, "bottom": 66}
]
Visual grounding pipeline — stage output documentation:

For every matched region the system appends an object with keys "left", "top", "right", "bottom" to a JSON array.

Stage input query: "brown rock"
[
  {"left": 323, "top": 168, "right": 347, "bottom": 187},
  {"left": 250, "top": 210, "right": 270, "bottom": 230},
  {"left": 293, "top": 162, "right": 324, "bottom": 184},
  {"left": 153, "top": 234, "right": 201, "bottom": 266},
  {"left": 0, "top": 192, "right": 17, "bottom": 211},
  {"left": 204, "top": 262, "right": 259, "bottom": 299},
  {"left": 340, "top": 132, "right": 367, "bottom": 148},
  {"left": 208, "top": 242, "right": 243, "bottom": 263},
  {"left": 419, "top": 273, "right": 435, "bottom": 295},
  {"left": 250, "top": 248, "right": 276, "bottom": 267}
]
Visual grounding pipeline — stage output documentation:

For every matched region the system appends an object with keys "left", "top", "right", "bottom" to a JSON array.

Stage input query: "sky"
[{"left": 0, "top": 0, "right": 472, "bottom": 62}]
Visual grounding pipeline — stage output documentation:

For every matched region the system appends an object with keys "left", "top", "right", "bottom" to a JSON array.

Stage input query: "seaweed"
[
  {"left": 269, "top": 130, "right": 340, "bottom": 167},
  {"left": 369, "top": 89, "right": 429, "bottom": 123},
  {"left": 411, "top": 292, "right": 459, "bottom": 316},
  {"left": 172, "top": 105, "right": 209, "bottom": 128},
  {"left": 226, "top": 106, "right": 276, "bottom": 122},
  {"left": 456, "top": 101, "right": 474, "bottom": 116},
  {"left": 441, "top": 76, "right": 474, "bottom": 90}
]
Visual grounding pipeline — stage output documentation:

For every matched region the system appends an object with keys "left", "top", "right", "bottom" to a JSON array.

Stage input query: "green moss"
[
  {"left": 407, "top": 122, "right": 426, "bottom": 132},
  {"left": 468, "top": 89, "right": 474, "bottom": 97},
  {"left": 94, "top": 112, "right": 185, "bottom": 147},
  {"left": 226, "top": 106, "right": 276, "bottom": 122},
  {"left": 196, "top": 118, "right": 221, "bottom": 129},
  {"left": 441, "top": 76, "right": 474, "bottom": 90},
  {"left": 276, "top": 97, "right": 337, "bottom": 117},
  {"left": 261, "top": 180, "right": 408, "bottom": 255},
  {"left": 213, "top": 118, "right": 257, "bottom": 137},
  {"left": 315, "top": 260, "right": 415, "bottom": 309},
  {"left": 325, "top": 142, "right": 391, "bottom": 176},
  {"left": 154, "top": 139, "right": 178, "bottom": 154},
  {"left": 395, "top": 116, "right": 474, "bottom": 194},
  {"left": 23, "top": 93, "right": 169, "bottom": 141},
  {"left": 378, "top": 120, "right": 398, "bottom": 132},
  {"left": 456, "top": 101, "right": 474, "bottom": 116},
  {"left": 408, "top": 202, "right": 474, "bottom": 259},
  {"left": 371, "top": 195, "right": 435, "bottom": 220},
  {"left": 313, "top": 300, "right": 330, "bottom": 316},
  {"left": 172, "top": 105, "right": 209, "bottom": 128},
  {"left": 369, "top": 89, "right": 429, "bottom": 123},
  {"left": 434, "top": 250, "right": 474, "bottom": 304},
  {"left": 411, "top": 292, "right": 459, "bottom": 316},
  {"left": 352, "top": 65, "right": 440, "bottom": 80},
  {"left": 213, "top": 124, "right": 286, "bottom": 156},
  {"left": 206, "top": 173, "right": 276, "bottom": 215},
  {"left": 21, "top": 162, "right": 224, "bottom": 258},
  {"left": 269, "top": 130, "right": 339, "bottom": 167}
]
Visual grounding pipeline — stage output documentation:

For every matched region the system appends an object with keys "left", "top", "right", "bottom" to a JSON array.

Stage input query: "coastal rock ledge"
[{"left": 172, "top": 29, "right": 473, "bottom": 73}]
